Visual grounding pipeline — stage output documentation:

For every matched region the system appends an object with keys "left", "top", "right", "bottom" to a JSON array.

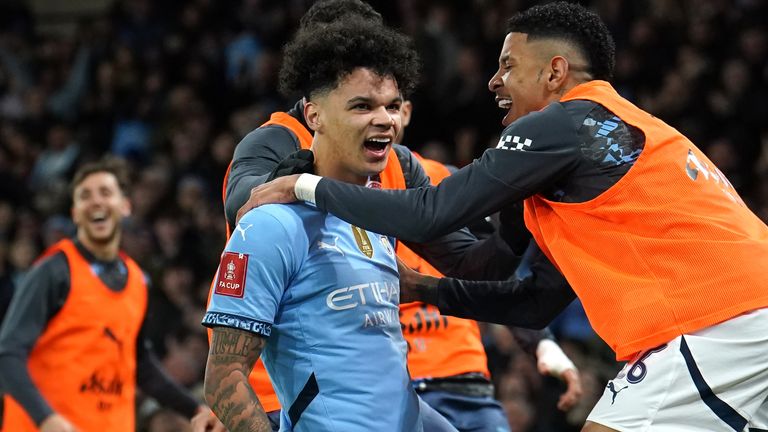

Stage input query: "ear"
[
  {"left": 120, "top": 196, "right": 132, "bottom": 218},
  {"left": 547, "top": 56, "right": 570, "bottom": 91},
  {"left": 71, "top": 205, "right": 79, "bottom": 225},
  {"left": 401, "top": 100, "right": 413, "bottom": 128},
  {"left": 304, "top": 100, "right": 321, "bottom": 132}
]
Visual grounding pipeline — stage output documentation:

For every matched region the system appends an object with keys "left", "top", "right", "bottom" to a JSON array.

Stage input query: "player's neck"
[
  {"left": 76, "top": 231, "right": 120, "bottom": 261},
  {"left": 312, "top": 140, "right": 368, "bottom": 186}
]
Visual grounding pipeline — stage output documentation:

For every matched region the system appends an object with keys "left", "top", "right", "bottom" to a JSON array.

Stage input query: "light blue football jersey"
[{"left": 203, "top": 203, "right": 422, "bottom": 432}]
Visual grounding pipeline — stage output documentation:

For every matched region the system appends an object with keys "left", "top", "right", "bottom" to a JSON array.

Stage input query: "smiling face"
[
  {"left": 71, "top": 171, "right": 131, "bottom": 251},
  {"left": 488, "top": 32, "right": 561, "bottom": 126},
  {"left": 306, "top": 67, "right": 402, "bottom": 184}
]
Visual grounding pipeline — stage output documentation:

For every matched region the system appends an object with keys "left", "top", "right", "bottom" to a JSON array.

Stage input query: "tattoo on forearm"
[
  {"left": 212, "top": 328, "right": 253, "bottom": 356},
  {"left": 205, "top": 327, "right": 270, "bottom": 432}
]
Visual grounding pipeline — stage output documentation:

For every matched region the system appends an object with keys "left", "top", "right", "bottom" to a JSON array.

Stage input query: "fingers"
[
  {"left": 556, "top": 368, "right": 583, "bottom": 411},
  {"left": 236, "top": 185, "right": 265, "bottom": 224},
  {"left": 236, "top": 177, "right": 302, "bottom": 223}
]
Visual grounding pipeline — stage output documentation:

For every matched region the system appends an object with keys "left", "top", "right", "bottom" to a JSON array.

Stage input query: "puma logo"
[
  {"left": 317, "top": 236, "right": 344, "bottom": 256},
  {"left": 606, "top": 381, "right": 628, "bottom": 405},
  {"left": 235, "top": 223, "right": 253, "bottom": 241}
]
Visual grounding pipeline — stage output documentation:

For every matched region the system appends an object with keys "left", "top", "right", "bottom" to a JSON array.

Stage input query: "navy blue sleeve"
[
  {"left": 0, "top": 254, "right": 69, "bottom": 425},
  {"left": 314, "top": 103, "right": 581, "bottom": 243},
  {"left": 135, "top": 323, "right": 200, "bottom": 419},
  {"left": 394, "top": 146, "right": 521, "bottom": 280},
  {"left": 224, "top": 126, "right": 301, "bottom": 228},
  {"left": 437, "top": 243, "right": 576, "bottom": 328}
]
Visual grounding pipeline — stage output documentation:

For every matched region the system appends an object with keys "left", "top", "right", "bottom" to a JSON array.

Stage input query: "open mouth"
[
  {"left": 497, "top": 97, "right": 512, "bottom": 110},
  {"left": 363, "top": 137, "right": 392, "bottom": 156},
  {"left": 89, "top": 211, "right": 109, "bottom": 226}
]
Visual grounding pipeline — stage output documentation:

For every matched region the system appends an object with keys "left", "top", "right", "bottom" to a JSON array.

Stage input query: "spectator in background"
[{"left": 0, "top": 159, "right": 222, "bottom": 432}]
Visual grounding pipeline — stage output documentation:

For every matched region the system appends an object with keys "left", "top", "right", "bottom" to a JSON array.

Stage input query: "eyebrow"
[
  {"left": 346, "top": 96, "right": 403, "bottom": 107},
  {"left": 499, "top": 54, "right": 517, "bottom": 65}
]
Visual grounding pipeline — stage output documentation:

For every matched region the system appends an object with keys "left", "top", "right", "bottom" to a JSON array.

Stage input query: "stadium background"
[{"left": 0, "top": 0, "right": 765, "bottom": 430}]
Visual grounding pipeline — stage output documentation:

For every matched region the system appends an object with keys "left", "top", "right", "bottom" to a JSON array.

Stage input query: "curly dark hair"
[
  {"left": 299, "top": 0, "right": 382, "bottom": 29},
  {"left": 280, "top": 17, "right": 420, "bottom": 99},
  {"left": 507, "top": 1, "right": 615, "bottom": 81}
]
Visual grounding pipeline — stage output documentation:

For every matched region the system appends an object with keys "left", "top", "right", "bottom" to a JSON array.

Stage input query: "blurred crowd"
[{"left": 0, "top": 0, "right": 765, "bottom": 431}]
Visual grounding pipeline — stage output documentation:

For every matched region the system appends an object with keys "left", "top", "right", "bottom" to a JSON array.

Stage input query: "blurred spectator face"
[
  {"left": 153, "top": 215, "right": 182, "bottom": 249},
  {"left": 97, "top": 62, "right": 115, "bottom": 90},
  {"left": 456, "top": 47, "right": 481, "bottom": 78},
  {"left": 120, "top": 224, "right": 153, "bottom": 263},
  {"left": 47, "top": 124, "right": 71, "bottom": 150},
  {"left": 721, "top": 59, "right": 750, "bottom": 96},
  {"left": 71, "top": 172, "right": 130, "bottom": 246},
  {"left": 211, "top": 132, "right": 235, "bottom": 166},
  {"left": 705, "top": 138, "right": 738, "bottom": 173},
  {"left": 306, "top": 68, "right": 402, "bottom": 181},
  {"left": 9, "top": 237, "right": 38, "bottom": 271},
  {"left": 161, "top": 265, "right": 193, "bottom": 306},
  {"left": 177, "top": 176, "right": 205, "bottom": 213},
  {"left": 229, "top": 105, "right": 267, "bottom": 139},
  {"left": 488, "top": 33, "right": 557, "bottom": 126},
  {"left": 740, "top": 27, "right": 767, "bottom": 64},
  {"left": 24, "top": 88, "right": 47, "bottom": 118},
  {"left": 0, "top": 201, "right": 14, "bottom": 236}
]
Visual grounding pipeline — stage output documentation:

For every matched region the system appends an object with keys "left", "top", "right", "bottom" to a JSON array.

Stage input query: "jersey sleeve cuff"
[
  {"left": 295, "top": 173, "right": 322, "bottom": 204},
  {"left": 202, "top": 311, "right": 272, "bottom": 337}
]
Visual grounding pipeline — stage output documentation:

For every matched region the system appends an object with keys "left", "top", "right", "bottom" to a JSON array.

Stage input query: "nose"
[
  {"left": 372, "top": 106, "right": 395, "bottom": 128},
  {"left": 488, "top": 70, "right": 502, "bottom": 92}
]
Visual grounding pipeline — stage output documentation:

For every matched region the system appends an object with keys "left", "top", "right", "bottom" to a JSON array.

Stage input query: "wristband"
[
  {"left": 294, "top": 174, "right": 322, "bottom": 204},
  {"left": 536, "top": 339, "right": 576, "bottom": 377}
]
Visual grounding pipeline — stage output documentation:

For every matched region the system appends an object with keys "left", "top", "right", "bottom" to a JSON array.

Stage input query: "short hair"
[
  {"left": 299, "top": 0, "right": 382, "bottom": 29},
  {"left": 507, "top": 1, "right": 615, "bottom": 81},
  {"left": 71, "top": 158, "right": 131, "bottom": 196},
  {"left": 280, "top": 17, "right": 420, "bottom": 100}
]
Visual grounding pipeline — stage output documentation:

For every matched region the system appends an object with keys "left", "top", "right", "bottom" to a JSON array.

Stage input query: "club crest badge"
[{"left": 351, "top": 225, "right": 374, "bottom": 258}]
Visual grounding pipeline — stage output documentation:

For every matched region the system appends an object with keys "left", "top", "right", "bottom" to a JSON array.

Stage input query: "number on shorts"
[{"left": 626, "top": 344, "right": 667, "bottom": 384}]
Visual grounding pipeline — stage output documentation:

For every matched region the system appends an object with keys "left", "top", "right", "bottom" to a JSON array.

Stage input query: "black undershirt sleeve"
[
  {"left": 224, "top": 126, "right": 301, "bottom": 228},
  {"left": 135, "top": 323, "right": 199, "bottom": 419},
  {"left": 395, "top": 146, "right": 521, "bottom": 280},
  {"left": 0, "top": 254, "right": 69, "bottom": 425},
  {"left": 437, "top": 243, "right": 576, "bottom": 328},
  {"left": 314, "top": 103, "right": 582, "bottom": 243}
]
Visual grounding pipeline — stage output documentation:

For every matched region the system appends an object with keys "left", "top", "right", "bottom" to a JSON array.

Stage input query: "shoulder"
[
  {"left": 15, "top": 251, "right": 70, "bottom": 301},
  {"left": 496, "top": 103, "right": 581, "bottom": 151},
  {"left": 233, "top": 124, "right": 300, "bottom": 157},
  {"left": 31, "top": 251, "right": 69, "bottom": 278},
  {"left": 391, "top": 143, "right": 412, "bottom": 160},
  {"left": 391, "top": 144, "right": 430, "bottom": 188},
  {"left": 232, "top": 204, "right": 315, "bottom": 249}
]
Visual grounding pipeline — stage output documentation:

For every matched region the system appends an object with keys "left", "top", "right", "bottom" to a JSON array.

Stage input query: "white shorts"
[{"left": 587, "top": 308, "right": 768, "bottom": 432}]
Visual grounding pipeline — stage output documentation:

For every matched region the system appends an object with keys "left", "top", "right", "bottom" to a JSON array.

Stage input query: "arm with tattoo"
[{"left": 204, "top": 327, "right": 271, "bottom": 432}]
